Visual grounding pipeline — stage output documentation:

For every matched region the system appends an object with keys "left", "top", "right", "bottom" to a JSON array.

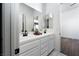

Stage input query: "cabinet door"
[
  {"left": 48, "top": 36, "right": 55, "bottom": 53},
  {"left": 48, "top": 39, "right": 52, "bottom": 53},
  {"left": 40, "top": 37, "right": 48, "bottom": 56},
  {"left": 50, "top": 39, "right": 54, "bottom": 50}
]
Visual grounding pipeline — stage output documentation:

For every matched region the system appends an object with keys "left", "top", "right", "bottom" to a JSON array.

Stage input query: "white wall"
[
  {"left": 46, "top": 3, "right": 60, "bottom": 51},
  {"left": 25, "top": 3, "right": 42, "bottom": 13},
  {"left": 19, "top": 3, "right": 34, "bottom": 32},
  {"left": 61, "top": 7, "right": 79, "bottom": 39}
]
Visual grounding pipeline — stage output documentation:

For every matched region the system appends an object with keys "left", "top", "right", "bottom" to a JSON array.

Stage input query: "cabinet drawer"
[
  {"left": 20, "top": 46, "right": 40, "bottom": 56},
  {"left": 20, "top": 40, "right": 40, "bottom": 54}
]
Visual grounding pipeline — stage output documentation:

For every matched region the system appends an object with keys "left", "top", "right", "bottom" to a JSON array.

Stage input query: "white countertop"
[{"left": 19, "top": 29, "right": 54, "bottom": 45}]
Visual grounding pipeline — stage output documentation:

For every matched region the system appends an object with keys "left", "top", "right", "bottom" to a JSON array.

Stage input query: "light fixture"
[{"left": 49, "top": 13, "right": 53, "bottom": 18}]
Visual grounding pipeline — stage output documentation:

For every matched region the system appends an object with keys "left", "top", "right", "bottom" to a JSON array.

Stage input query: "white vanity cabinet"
[
  {"left": 40, "top": 37, "right": 48, "bottom": 56},
  {"left": 40, "top": 35, "right": 55, "bottom": 56},
  {"left": 19, "top": 39, "right": 40, "bottom": 56},
  {"left": 48, "top": 35, "right": 55, "bottom": 54},
  {"left": 19, "top": 33, "right": 55, "bottom": 56}
]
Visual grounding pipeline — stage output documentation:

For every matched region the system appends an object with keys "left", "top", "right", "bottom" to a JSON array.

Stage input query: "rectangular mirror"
[
  {"left": 19, "top": 3, "right": 53, "bottom": 34},
  {"left": 19, "top": 3, "right": 44, "bottom": 33}
]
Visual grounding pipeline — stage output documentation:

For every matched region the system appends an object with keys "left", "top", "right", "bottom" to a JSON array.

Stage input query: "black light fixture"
[
  {"left": 23, "top": 15, "right": 28, "bottom": 36},
  {"left": 22, "top": 14, "right": 24, "bottom": 32}
]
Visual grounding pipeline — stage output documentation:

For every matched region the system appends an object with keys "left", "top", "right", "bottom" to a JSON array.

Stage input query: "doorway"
[{"left": 0, "top": 3, "right": 2, "bottom": 56}]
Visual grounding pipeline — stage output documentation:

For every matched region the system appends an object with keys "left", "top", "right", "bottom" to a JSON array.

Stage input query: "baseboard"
[{"left": 61, "top": 37, "right": 79, "bottom": 40}]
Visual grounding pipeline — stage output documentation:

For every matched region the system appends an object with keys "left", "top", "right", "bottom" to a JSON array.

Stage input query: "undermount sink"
[{"left": 33, "top": 32, "right": 42, "bottom": 35}]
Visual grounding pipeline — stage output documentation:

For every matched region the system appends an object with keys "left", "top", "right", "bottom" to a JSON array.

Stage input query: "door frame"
[
  {"left": 10, "top": 3, "right": 19, "bottom": 56},
  {"left": 2, "top": 3, "right": 19, "bottom": 56},
  {"left": 2, "top": 3, "right": 11, "bottom": 56}
]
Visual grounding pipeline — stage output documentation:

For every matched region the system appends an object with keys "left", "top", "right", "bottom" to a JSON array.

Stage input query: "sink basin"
[{"left": 33, "top": 32, "right": 42, "bottom": 35}]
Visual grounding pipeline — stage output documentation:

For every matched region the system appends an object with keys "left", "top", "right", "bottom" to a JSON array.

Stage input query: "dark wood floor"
[{"left": 61, "top": 37, "right": 79, "bottom": 56}]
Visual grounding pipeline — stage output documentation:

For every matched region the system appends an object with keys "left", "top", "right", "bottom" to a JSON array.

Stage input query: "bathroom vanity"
[
  {"left": 18, "top": 3, "right": 55, "bottom": 56},
  {"left": 2, "top": 3, "right": 60, "bottom": 56},
  {"left": 19, "top": 30, "right": 55, "bottom": 56}
]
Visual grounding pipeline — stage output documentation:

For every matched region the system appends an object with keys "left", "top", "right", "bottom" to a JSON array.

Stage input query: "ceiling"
[{"left": 60, "top": 3, "right": 79, "bottom": 12}]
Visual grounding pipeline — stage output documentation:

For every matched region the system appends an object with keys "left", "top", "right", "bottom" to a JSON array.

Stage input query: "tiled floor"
[{"left": 49, "top": 50, "right": 66, "bottom": 56}]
